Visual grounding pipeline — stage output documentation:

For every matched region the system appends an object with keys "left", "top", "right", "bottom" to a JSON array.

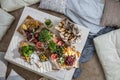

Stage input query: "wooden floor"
[{"left": 0, "top": 3, "right": 106, "bottom": 80}]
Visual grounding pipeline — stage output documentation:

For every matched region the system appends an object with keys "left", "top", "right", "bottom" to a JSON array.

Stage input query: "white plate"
[{"left": 5, "top": 7, "right": 89, "bottom": 80}]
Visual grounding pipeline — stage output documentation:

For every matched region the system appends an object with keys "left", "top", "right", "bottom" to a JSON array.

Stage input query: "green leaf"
[
  {"left": 21, "top": 45, "right": 34, "bottom": 57},
  {"left": 45, "top": 19, "right": 52, "bottom": 26},
  {"left": 55, "top": 46, "right": 63, "bottom": 57},
  {"left": 48, "top": 41, "right": 57, "bottom": 52},
  {"left": 39, "top": 28, "right": 53, "bottom": 42}
]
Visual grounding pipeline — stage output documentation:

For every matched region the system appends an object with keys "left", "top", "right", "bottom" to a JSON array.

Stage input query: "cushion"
[
  {"left": 94, "top": 29, "right": 120, "bottom": 80},
  {"left": 0, "top": 9, "right": 15, "bottom": 40},
  {"left": 100, "top": 0, "right": 120, "bottom": 27},
  {"left": 0, "top": 0, "right": 40, "bottom": 12},
  {"left": 39, "top": 0, "right": 67, "bottom": 14},
  {"left": 0, "top": 52, "right": 7, "bottom": 80}
]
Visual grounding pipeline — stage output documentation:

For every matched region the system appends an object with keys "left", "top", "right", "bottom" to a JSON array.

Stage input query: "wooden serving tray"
[{"left": 5, "top": 7, "right": 89, "bottom": 80}]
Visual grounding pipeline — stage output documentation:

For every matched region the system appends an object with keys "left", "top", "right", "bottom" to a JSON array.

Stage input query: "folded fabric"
[
  {"left": 0, "top": 0, "right": 40, "bottom": 12},
  {"left": 73, "top": 26, "right": 118, "bottom": 79},
  {"left": 7, "top": 70, "right": 25, "bottom": 80},
  {"left": 94, "top": 29, "right": 120, "bottom": 80},
  {"left": 65, "top": 0, "right": 104, "bottom": 34},
  {"left": 100, "top": 0, "right": 120, "bottom": 27},
  {"left": 0, "top": 9, "right": 15, "bottom": 40},
  {"left": 0, "top": 52, "right": 7, "bottom": 80},
  {"left": 39, "top": 0, "right": 67, "bottom": 14}
]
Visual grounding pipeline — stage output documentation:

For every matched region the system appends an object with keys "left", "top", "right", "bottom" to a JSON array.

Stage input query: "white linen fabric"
[
  {"left": 39, "top": 0, "right": 67, "bottom": 14},
  {"left": 66, "top": 0, "right": 104, "bottom": 34},
  {"left": 0, "top": 0, "right": 40, "bottom": 12},
  {"left": 94, "top": 29, "right": 120, "bottom": 80},
  {"left": 0, "top": 9, "right": 15, "bottom": 40}
]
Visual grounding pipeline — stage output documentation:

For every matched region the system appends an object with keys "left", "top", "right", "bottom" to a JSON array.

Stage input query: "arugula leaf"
[
  {"left": 39, "top": 28, "right": 53, "bottom": 42},
  {"left": 55, "top": 46, "right": 63, "bottom": 57},
  {"left": 48, "top": 41, "right": 57, "bottom": 52}
]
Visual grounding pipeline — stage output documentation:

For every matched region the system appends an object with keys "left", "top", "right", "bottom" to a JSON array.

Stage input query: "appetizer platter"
[
  {"left": 17, "top": 16, "right": 81, "bottom": 70},
  {"left": 5, "top": 7, "right": 89, "bottom": 80}
]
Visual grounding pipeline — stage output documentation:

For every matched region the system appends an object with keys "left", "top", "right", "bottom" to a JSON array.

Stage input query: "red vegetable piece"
[
  {"left": 36, "top": 42, "right": 43, "bottom": 48},
  {"left": 53, "top": 37, "right": 60, "bottom": 43},
  {"left": 34, "top": 32, "right": 39, "bottom": 38},
  {"left": 51, "top": 54, "right": 57, "bottom": 60},
  {"left": 32, "top": 39, "right": 38, "bottom": 44},
  {"left": 57, "top": 41, "right": 63, "bottom": 46}
]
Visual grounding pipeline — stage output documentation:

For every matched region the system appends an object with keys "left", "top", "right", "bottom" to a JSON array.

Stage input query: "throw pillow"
[
  {"left": 39, "top": 0, "right": 67, "bottom": 14},
  {"left": 94, "top": 29, "right": 120, "bottom": 80},
  {"left": 0, "top": 0, "right": 40, "bottom": 12}
]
